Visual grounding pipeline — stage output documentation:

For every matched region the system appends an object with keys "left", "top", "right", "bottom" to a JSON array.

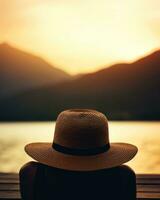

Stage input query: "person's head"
[{"left": 25, "top": 109, "right": 138, "bottom": 171}]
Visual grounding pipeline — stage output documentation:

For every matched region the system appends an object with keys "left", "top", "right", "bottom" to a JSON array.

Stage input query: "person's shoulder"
[
  {"left": 116, "top": 165, "right": 136, "bottom": 178},
  {"left": 118, "top": 165, "right": 136, "bottom": 174},
  {"left": 19, "top": 161, "right": 39, "bottom": 171},
  {"left": 19, "top": 161, "right": 39, "bottom": 177}
]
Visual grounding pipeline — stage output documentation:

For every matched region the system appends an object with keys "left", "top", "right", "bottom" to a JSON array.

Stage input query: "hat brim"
[{"left": 25, "top": 142, "right": 138, "bottom": 171}]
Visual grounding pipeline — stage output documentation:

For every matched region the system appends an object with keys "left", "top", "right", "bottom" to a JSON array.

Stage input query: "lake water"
[{"left": 0, "top": 122, "right": 160, "bottom": 174}]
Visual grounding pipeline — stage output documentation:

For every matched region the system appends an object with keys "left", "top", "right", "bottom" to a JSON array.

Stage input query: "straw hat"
[{"left": 25, "top": 109, "right": 138, "bottom": 171}]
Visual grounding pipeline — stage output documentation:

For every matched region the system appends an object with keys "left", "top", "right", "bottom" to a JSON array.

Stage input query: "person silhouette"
[{"left": 19, "top": 109, "right": 138, "bottom": 200}]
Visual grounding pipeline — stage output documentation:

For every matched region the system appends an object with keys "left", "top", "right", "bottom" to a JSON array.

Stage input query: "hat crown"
[{"left": 53, "top": 109, "right": 109, "bottom": 149}]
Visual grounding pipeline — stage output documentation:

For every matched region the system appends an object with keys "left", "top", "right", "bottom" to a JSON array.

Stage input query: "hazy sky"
[{"left": 1, "top": 0, "right": 160, "bottom": 74}]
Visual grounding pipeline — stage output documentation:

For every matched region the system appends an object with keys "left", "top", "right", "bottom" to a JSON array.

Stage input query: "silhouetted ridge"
[
  {"left": 0, "top": 46, "right": 160, "bottom": 121},
  {"left": 0, "top": 43, "right": 72, "bottom": 99},
  {"left": 0, "top": 42, "right": 11, "bottom": 48}
]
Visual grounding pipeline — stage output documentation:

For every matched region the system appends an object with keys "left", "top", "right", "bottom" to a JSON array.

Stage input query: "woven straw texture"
[{"left": 25, "top": 109, "right": 138, "bottom": 171}]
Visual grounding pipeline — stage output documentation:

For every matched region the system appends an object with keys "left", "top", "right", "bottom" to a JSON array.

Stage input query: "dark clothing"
[{"left": 19, "top": 161, "right": 136, "bottom": 200}]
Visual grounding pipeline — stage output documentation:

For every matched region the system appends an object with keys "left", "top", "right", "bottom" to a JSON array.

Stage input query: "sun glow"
[{"left": 1, "top": 0, "right": 160, "bottom": 74}]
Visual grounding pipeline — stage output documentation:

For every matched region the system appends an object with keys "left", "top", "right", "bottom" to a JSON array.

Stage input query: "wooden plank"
[
  {"left": 0, "top": 180, "right": 19, "bottom": 184},
  {"left": 0, "top": 174, "right": 18, "bottom": 179},
  {"left": 0, "top": 177, "right": 18, "bottom": 181},
  {"left": 136, "top": 174, "right": 160, "bottom": 178},
  {"left": 0, "top": 183, "right": 160, "bottom": 193},
  {"left": 1, "top": 191, "right": 160, "bottom": 200},
  {"left": 0, "top": 174, "right": 159, "bottom": 183},
  {"left": 0, "top": 174, "right": 159, "bottom": 181},
  {"left": 0, "top": 174, "right": 160, "bottom": 199},
  {"left": 137, "top": 180, "right": 160, "bottom": 185},
  {"left": 0, "top": 191, "right": 21, "bottom": 199},
  {"left": 0, "top": 183, "right": 154, "bottom": 191},
  {"left": 137, "top": 185, "right": 160, "bottom": 192},
  {"left": 1, "top": 179, "right": 158, "bottom": 185},
  {"left": 1, "top": 174, "right": 158, "bottom": 178},
  {"left": 137, "top": 175, "right": 160, "bottom": 186},
  {"left": 0, "top": 184, "right": 19, "bottom": 191},
  {"left": 1, "top": 174, "right": 159, "bottom": 178},
  {"left": 3, "top": 185, "right": 160, "bottom": 194},
  {"left": 137, "top": 192, "right": 160, "bottom": 199}
]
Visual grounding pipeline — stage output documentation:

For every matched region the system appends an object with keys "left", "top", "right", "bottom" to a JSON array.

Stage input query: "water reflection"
[{"left": 0, "top": 122, "right": 160, "bottom": 173}]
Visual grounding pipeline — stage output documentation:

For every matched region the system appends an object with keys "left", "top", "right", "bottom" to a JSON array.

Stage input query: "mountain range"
[
  {"left": 0, "top": 43, "right": 71, "bottom": 99},
  {"left": 0, "top": 43, "right": 160, "bottom": 121}
]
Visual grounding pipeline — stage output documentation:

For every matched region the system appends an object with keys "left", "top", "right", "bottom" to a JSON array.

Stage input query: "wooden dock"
[{"left": 0, "top": 173, "right": 160, "bottom": 199}]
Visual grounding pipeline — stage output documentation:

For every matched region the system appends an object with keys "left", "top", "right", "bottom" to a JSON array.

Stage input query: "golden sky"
[{"left": 1, "top": 0, "right": 160, "bottom": 74}]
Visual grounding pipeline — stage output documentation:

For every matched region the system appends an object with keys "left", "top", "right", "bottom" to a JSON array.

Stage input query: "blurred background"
[{"left": 0, "top": 0, "right": 160, "bottom": 173}]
